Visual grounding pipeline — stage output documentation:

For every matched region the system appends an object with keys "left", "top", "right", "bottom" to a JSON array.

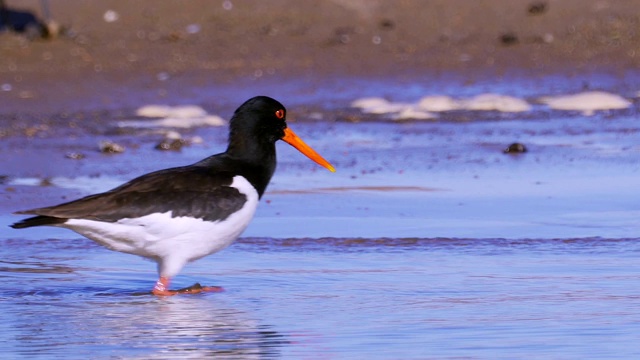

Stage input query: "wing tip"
[{"left": 10, "top": 215, "right": 67, "bottom": 229}]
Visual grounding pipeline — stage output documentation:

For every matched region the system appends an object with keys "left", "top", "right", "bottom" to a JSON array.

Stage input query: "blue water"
[
  {"left": 1, "top": 237, "right": 640, "bottom": 359},
  {"left": 2, "top": 73, "right": 640, "bottom": 358}
]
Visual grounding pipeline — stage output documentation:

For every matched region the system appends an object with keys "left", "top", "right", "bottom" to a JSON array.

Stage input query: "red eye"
[{"left": 275, "top": 109, "right": 285, "bottom": 119}]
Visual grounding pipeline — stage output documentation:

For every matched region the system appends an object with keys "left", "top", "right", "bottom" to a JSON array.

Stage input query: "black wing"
[{"left": 11, "top": 165, "right": 248, "bottom": 228}]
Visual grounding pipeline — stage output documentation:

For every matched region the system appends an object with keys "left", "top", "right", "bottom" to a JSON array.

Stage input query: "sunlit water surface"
[
  {"left": 2, "top": 74, "right": 640, "bottom": 358},
  {"left": 1, "top": 237, "right": 640, "bottom": 359}
]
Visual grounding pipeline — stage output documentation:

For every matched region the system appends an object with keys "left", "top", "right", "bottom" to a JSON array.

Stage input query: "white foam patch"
[
  {"left": 351, "top": 93, "right": 531, "bottom": 120},
  {"left": 417, "top": 95, "right": 460, "bottom": 112},
  {"left": 351, "top": 97, "right": 413, "bottom": 115},
  {"left": 460, "top": 93, "right": 531, "bottom": 112},
  {"left": 539, "top": 91, "right": 632, "bottom": 116},
  {"left": 118, "top": 105, "right": 226, "bottom": 128},
  {"left": 350, "top": 97, "right": 388, "bottom": 110},
  {"left": 136, "top": 104, "right": 207, "bottom": 118},
  {"left": 392, "top": 108, "right": 436, "bottom": 120}
]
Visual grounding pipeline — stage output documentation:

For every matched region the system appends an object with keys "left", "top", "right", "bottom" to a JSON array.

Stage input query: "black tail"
[{"left": 10, "top": 215, "right": 66, "bottom": 229}]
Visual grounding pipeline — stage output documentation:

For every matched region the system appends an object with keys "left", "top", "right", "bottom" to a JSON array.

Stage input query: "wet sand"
[
  {"left": 2, "top": 0, "right": 640, "bottom": 114},
  {"left": 1, "top": 0, "right": 639, "bottom": 255}
]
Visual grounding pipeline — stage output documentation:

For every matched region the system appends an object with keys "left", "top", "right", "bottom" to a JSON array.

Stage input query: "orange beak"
[{"left": 282, "top": 128, "right": 336, "bottom": 172}]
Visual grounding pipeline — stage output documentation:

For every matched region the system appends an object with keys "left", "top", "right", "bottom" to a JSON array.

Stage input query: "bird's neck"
[
  {"left": 225, "top": 141, "right": 277, "bottom": 198},
  {"left": 226, "top": 135, "right": 275, "bottom": 161}
]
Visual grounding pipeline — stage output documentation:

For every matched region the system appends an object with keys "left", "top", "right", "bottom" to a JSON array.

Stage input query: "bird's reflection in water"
[
  {"left": 68, "top": 295, "right": 288, "bottom": 359},
  {"left": 4, "top": 286, "right": 287, "bottom": 358},
  {"left": 0, "top": 238, "right": 289, "bottom": 358}
]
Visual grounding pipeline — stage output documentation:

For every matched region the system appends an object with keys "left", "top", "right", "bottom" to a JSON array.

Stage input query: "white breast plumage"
[{"left": 62, "top": 176, "right": 259, "bottom": 277}]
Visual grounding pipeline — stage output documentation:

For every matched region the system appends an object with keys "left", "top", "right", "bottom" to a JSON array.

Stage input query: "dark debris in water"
[
  {"left": 503, "top": 142, "right": 527, "bottom": 154},
  {"left": 39, "top": 178, "right": 54, "bottom": 186}
]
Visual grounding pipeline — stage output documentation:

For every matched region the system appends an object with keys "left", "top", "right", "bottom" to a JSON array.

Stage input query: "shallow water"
[
  {"left": 2, "top": 237, "right": 640, "bottom": 359},
  {"left": 2, "top": 74, "right": 640, "bottom": 358}
]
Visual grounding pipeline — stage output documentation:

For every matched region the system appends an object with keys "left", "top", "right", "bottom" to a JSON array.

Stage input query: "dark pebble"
[
  {"left": 499, "top": 32, "right": 519, "bottom": 46},
  {"left": 99, "top": 141, "right": 125, "bottom": 154},
  {"left": 155, "top": 139, "right": 188, "bottom": 151},
  {"left": 528, "top": 2, "right": 548, "bottom": 15},
  {"left": 379, "top": 19, "right": 395, "bottom": 30},
  {"left": 65, "top": 152, "right": 86, "bottom": 160}
]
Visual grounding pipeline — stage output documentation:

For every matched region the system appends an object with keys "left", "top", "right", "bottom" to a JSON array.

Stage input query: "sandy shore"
[{"left": 1, "top": 0, "right": 640, "bottom": 114}]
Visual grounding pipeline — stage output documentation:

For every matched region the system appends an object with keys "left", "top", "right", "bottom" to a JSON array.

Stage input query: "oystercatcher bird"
[{"left": 10, "top": 96, "right": 335, "bottom": 296}]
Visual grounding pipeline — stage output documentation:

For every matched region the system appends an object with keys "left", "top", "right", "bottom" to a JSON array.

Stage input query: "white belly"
[{"left": 60, "top": 176, "right": 259, "bottom": 277}]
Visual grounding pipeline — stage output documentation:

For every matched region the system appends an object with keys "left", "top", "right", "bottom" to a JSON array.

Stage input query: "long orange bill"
[{"left": 282, "top": 128, "right": 336, "bottom": 172}]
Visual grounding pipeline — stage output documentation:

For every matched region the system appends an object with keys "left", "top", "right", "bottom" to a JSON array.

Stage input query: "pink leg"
[{"left": 152, "top": 276, "right": 174, "bottom": 296}]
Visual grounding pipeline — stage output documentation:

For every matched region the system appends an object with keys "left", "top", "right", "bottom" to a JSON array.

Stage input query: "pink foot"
[{"left": 151, "top": 276, "right": 224, "bottom": 296}]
